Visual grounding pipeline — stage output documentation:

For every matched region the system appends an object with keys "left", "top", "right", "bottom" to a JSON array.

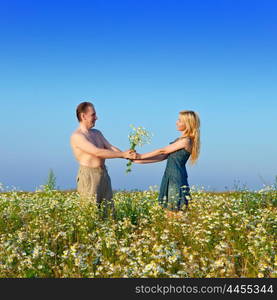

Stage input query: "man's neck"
[{"left": 79, "top": 123, "right": 92, "bottom": 133}]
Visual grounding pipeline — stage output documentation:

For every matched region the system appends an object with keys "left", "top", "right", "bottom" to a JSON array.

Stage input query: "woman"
[{"left": 133, "top": 110, "right": 200, "bottom": 212}]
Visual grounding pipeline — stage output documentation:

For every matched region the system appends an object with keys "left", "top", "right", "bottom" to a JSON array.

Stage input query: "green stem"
[{"left": 126, "top": 143, "right": 137, "bottom": 173}]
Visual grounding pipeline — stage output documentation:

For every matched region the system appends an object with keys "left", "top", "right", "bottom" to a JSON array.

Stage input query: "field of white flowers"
[{"left": 0, "top": 186, "right": 276, "bottom": 278}]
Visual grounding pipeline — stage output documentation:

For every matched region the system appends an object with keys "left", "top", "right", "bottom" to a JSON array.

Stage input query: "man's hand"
[{"left": 123, "top": 149, "right": 137, "bottom": 160}]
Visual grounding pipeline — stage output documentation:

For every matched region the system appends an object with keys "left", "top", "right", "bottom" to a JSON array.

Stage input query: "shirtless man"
[{"left": 70, "top": 102, "right": 136, "bottom": 216}]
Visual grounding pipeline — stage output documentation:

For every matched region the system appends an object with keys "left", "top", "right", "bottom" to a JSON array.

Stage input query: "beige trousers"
[{"left": 76, "top": 165, "right": 114, "bottom": 215}]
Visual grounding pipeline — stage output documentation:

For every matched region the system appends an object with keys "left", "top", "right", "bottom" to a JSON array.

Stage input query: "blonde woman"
[{"left": 134, "top": 111, "right": 200, "bottom": 212}]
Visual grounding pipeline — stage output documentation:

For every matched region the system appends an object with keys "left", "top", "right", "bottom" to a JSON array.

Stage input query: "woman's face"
[{"left": 176, "top": 115, "right": 186, "bottom": 131}]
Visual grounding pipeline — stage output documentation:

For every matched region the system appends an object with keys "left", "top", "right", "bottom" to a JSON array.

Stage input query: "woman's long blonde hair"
[{"left": 179, "top": 110, "right": 200, "bottom": 164}]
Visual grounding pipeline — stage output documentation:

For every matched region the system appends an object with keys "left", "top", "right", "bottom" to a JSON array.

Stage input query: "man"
[{"left": 70, "top": 102, "right": 136, "bottom": 216}]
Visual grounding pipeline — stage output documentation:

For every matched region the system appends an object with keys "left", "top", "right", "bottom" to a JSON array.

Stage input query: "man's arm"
[
  {"left": 97, "top": 130, "right": 122, "bottom": 152},
  {"left": 71, "top": 133, "right": 134, "bottom": 159}
]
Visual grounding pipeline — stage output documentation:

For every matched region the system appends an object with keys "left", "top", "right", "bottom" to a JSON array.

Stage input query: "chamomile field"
[{"left": 0, "top": 186, "right": 276, "bottom": 278}]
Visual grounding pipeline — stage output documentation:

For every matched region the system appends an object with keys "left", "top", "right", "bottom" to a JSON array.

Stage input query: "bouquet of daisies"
[{"left": 126, "top": 125, "right": 152, "bottom": 173}]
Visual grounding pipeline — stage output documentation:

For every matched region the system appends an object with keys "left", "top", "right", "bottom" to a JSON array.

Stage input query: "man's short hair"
[{"left": 76, "top": 102, "right": 94, "bottom": 122}]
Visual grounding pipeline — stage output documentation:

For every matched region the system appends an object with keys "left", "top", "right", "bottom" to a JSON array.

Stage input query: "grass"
[{"left": 0, "top": 186, "right": 276, "bottom": 278}]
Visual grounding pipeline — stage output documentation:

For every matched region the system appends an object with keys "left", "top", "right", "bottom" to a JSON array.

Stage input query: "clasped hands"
[{"left": 123, "top": 149, "right": 141, "bottom": 160}]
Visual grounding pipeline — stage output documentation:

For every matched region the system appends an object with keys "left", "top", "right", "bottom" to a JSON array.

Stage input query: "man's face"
[{"left": 83, "top": 106, "right": 98, "bottom": 128}]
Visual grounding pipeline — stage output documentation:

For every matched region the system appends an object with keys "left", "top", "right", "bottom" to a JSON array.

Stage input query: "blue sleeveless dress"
[{"left": 158, "top": 138, "right": 192, "bottom": 211}]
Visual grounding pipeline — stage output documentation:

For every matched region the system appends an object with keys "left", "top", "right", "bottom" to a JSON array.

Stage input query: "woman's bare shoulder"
[
  {"left": 179, "top": 136, "right": 192, "bottom": 152},
  {"left": 178, "top": 136, "right": 192, "bottom": 142}
]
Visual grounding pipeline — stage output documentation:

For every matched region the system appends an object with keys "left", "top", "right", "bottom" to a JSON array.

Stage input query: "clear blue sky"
[{"left": 0, "top": 0, "right": 276, "bottom": 191}]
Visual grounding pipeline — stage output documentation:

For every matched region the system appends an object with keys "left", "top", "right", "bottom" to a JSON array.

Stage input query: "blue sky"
[{"left": 0, "top": 0, "right": 276, "bottom": 191}]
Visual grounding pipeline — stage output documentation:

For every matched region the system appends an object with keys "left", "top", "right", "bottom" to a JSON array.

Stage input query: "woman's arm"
[
  {"left": 132, "top": 154, "right": 168, "bottom": 164},
  {"left": 137, "top": 138, "right": 191, "bottom": 160}
]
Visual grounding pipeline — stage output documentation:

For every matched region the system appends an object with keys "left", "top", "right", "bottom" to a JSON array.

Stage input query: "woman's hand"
[
  {"left": 134, "top": 153, "right": 142, "bottom": 160},
  {"left": 123, "top": 149, "right": 137, "bottom": 160},
  {"left": 130, "top": 153, "right": 141, "bottom": 163}
]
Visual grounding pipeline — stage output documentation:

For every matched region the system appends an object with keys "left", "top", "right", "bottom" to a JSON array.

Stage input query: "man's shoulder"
[
  {"left": 70, "top": 129, "right": 84, "bottom": 141},
  {"left": 90, "top": 128, "right": 102, "bottom": 135}
]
